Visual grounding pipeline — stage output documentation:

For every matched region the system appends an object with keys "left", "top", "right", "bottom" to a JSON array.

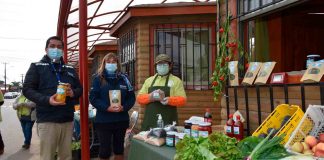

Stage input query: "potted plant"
[{"left": 72, "top": 140, "right": 81, "bottom": 160}]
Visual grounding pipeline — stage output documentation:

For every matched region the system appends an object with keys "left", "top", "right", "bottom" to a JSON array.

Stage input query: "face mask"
[
  {"left": 156, "top": 64, "right": 169, "bottom": 76},
  {"left": 47, "top": 48, "right": 63, "bottom": 60},
  {"left": 105, "top": 63, "right": 117, "bottom": 73}
]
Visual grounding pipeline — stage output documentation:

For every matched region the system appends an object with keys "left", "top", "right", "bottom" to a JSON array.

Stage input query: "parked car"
[{"left": 4, "top": 92, "right": 19, "bottom": 99}]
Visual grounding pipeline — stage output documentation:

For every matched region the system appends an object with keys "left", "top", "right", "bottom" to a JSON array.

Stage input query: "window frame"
[
  {"left": 149, "top": 23, "right": 216, "bottom": 90},
  {"left": 118, "top": 28, "right": 137, "bottom": 88}
]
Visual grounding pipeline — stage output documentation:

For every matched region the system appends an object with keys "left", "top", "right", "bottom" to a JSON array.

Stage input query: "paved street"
[{"left": 0, "top": 99, "right": 40, "bottom": 160}]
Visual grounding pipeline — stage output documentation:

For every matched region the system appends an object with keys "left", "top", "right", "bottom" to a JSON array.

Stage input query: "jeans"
[{"left": 20, "top": 119, "right": 35, "bottom": 145}]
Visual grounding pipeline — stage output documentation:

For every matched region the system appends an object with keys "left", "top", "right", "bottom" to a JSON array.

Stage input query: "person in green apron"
[
  {"left": 0, "top": 90, "right": 4, "bottom": 154},
  {"left": 13, "top": 93, "right": 36, "bottom": 149},
  {"left": 137, "top": 54, "right": 187, "bottom": 131}
]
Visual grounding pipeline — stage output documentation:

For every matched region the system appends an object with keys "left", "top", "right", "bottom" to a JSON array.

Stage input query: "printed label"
[
  {"left": 199, "top": 131, "right": 209, "bottom": 138},
  {"left": 191, "top": 130, "right": 199, "bottom": 138},
  {"left": 57, "top": 88, "right": 65, "bottom": 94},
  {"left": 184, "top": 129, "right": 191, "bottom": 136},
  {"left": 226, "top": 126, "right": 232, "bottom": 133},
  {"left": 234, "top": 126, "right": 240, "bottom": 135},
  {"left": 166, "top": 137, "right": 174, "bottom": 146}
]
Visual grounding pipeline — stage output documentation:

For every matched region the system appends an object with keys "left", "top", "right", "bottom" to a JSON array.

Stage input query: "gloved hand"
[
  {"left": 160, "top": 97, "right": 169, "bottom": 105},
  {"left": 149, "top": 89, "right": 165, "bottom": 102}
]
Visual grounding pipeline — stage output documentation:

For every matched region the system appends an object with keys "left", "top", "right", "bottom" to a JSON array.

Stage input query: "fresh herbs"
[{"left": 174, "top": 132, "right": 242, "bottom": 160}]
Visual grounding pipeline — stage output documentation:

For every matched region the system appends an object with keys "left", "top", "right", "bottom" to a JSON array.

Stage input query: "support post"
[{"left": 79, "top": 0, "right": 90, "bottom": 159}]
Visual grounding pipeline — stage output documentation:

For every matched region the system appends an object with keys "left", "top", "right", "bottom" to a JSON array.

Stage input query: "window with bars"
[
  {"left": 118, "top": 29, "right": 136, "bottom": 87},
  {"left": 241, "top": 0, "right": 284, "bottom": 14},
  {"left": 150, "top": 23, "right": 216, "bottom": 90}
]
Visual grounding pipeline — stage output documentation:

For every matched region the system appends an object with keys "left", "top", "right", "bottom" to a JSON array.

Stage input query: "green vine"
[{"left": 211, "top": 15, "right": 250, "bottom": 101}]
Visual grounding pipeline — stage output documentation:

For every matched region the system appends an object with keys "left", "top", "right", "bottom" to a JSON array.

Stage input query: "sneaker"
[{"left": 22, "top": 144, "right": 30, "bottom": 149}]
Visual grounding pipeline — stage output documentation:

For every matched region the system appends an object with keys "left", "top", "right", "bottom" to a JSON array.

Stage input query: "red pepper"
[
  {"left": 219, "top": 28, "right": 224, "bottom": 34},
  {"left": 220, "top": 76, "right": 225, "bottom": 81},
  {"left": 245, "top": 63, "right": 250, "bottom": 70},
  {"left": 212, "top": 81, "right": 218, "bottom": 86}
]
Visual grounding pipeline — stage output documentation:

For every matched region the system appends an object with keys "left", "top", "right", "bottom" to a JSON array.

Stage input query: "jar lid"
[
  {"left": 167, "top": 131, "right": 177, "bottom": 135},
  {"left": 307, "top": 55, "right": 320, "bottom": 58},
  {"left": 191, "top": 121, "right": 200, "bottom": 125},
  {"left": 199, "top": 122, "right": 211, "bottom": 126},
  {"left": 184, "top": 120, "right": 192, "bottom": 124}
]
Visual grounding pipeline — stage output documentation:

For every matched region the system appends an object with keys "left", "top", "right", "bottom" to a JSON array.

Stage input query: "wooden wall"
[{"left": 220, "top": 85, "right": 322, "bottom": 135}]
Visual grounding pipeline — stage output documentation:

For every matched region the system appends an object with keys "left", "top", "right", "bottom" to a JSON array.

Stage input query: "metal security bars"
[
  {"left": 150, "top": 23, "right": 216, "bottom": 90},
  {"left": 241, "top": 0, "right": 284, "bottom": 14},
  {"left": 225, "top": 82, "right": 324, "bottom": 136},
  {"left": 118, "top": 29, "right": 136, "bottom": 86}
]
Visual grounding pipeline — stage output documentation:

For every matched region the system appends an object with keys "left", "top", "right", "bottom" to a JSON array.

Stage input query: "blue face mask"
[
  {"left": 105, "top": 63, "right": 117, "bottom": 73},
  {"left": 47, "top": 48, "right": 63, "bottom": 60},
  {"left": 156, "top": 63, "right": 169, "bottom": 76}
]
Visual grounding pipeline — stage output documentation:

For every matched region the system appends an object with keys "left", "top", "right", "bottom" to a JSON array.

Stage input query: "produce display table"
[{"left": 128, "top": 139, "right": 176, "bottom": 160}]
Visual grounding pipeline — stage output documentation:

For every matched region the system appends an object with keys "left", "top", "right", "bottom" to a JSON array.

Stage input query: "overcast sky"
[{"left": 0, "top": 0, "right": 60, "bottom": 84}]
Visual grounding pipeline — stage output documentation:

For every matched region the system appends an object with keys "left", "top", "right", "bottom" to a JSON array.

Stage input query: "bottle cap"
[{"left": 157, "top": 114, "right": 162, "bottom": 120}]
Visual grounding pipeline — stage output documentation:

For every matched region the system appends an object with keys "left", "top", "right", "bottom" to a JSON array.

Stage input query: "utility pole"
[
  {"left": 21, "top": 74, "right": 24, "bottom": 84},
  {"left": 2, "top": 62, "right": 8, "bottom": 92},
  {"left": 21, "top": 74, "right": 24, "bottom": 91}
]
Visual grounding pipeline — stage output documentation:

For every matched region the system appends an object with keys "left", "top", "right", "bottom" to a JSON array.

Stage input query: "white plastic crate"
[{"left": 285, "top": 105, "right": 324, "bottom": 150}]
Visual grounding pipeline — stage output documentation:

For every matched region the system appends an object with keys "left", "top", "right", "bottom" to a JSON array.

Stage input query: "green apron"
[{"left": 141, "top": 74, "right": 178, "bottom": 131}]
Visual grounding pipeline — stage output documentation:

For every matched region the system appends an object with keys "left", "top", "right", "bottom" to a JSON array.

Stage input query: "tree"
[{"left": 11, "top": 81, "right": 21, "bottom": 87}]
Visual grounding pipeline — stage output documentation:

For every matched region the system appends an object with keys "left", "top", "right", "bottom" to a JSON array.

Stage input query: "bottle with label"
[
  {"left": 156, "top": 114, "right": 164, "bottom": 128},
  {"left": 233, "top": 115, "right": 244, "bottom": 141},
  {"left": 204, "top": 108, "right": 212, "bottom": 124},
  {"left": 226, "top": 114, "right": 234, "bottom": 138}
]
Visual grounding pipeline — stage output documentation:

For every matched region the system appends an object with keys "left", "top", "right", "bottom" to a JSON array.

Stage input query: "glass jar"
[
  {"left": 166, "top": 131, "right": 176, "bottom": 147},
  {"left": 184, "top": 120, "right": 192, "bottom": 136},
  {"left": 306, "top": 54, "right": 321, "bottom": 68},
  {"left": 198, "top": 122, "right": 212, "bottom": 138},
  {"left": 175, "top": 133, "right": 186, "bottom": 145},
  {"left": 191, "top": 121, "right": 199, "bottom": 138}
]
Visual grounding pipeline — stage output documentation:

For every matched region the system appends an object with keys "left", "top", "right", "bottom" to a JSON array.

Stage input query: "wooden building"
[
  {"left": 219, "top": 0, "right": 324, "bottom": 135},
  {"left": 109, "top": 2, "right": 218, "bottom": 130}
]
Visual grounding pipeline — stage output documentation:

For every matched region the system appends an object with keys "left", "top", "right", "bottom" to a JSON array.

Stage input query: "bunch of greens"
[
  {"left": 71, "top": 141, "right": 81, "bottom": 150},
  {"left": 174, "top": 132, "right": 242, "bottom": 160},
  {"left": 238, "top": 130, "right": 291, "bottom": 160}
]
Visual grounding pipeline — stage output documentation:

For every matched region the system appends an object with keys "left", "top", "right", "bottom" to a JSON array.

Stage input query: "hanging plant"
[{"left": 211, "top": 15, "right": 250, "bottom": 101}]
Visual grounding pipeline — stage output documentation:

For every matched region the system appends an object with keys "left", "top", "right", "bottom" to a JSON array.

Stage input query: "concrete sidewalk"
[{"left": 0, "top": 103, "right": 40, "bottom": 160}]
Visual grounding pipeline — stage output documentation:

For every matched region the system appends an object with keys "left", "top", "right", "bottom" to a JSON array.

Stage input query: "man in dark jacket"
[{"left": 23, "top": 36, "right": 82, "bottom": 160}]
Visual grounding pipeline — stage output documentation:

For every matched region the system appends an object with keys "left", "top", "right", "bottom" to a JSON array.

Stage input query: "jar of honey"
[{"left": 56, "top": 82, "right": 68, "bottom": 103}]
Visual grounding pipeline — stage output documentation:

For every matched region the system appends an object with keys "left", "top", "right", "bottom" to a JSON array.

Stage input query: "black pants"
[
  {"left": 95, "top": 121, "right": 128, "bottom": 159},
  {"left": 0, "top": 130, "right": 4, "bottom": 150}
]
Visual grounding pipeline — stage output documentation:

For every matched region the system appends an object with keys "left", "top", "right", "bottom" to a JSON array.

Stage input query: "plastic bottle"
[
  {"left": 157, "top": 114, "right": 164, "bottom": 128},
  {"left": 233, "top": 115, "right": 244, "bottom": 141},
  {"left": 226, "top": 114, "right": 234, "bottom": 138},
  {"left": 204, "top": 108, "right": 212, "bottom": 124}
]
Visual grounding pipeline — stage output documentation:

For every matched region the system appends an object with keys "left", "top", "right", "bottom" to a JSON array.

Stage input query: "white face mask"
[
  {"left": 156, "top": 63, "right": 169, "bottom": 76},
  {"left": 105, "top": 63, "right": 117, "bottom": 73}
]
